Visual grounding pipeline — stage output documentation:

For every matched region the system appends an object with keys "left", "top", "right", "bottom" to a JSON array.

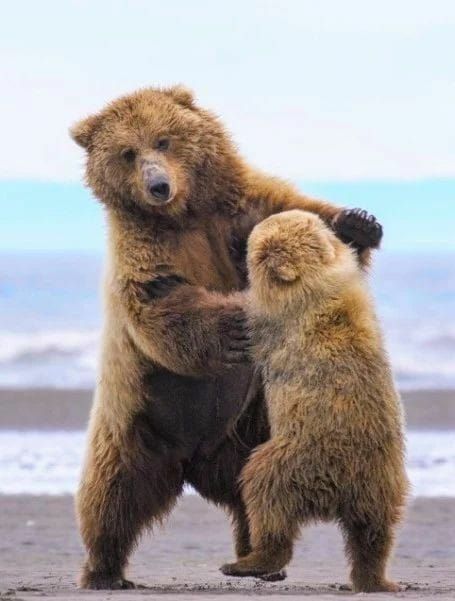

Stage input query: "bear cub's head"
[
  {"left": 247, "top": 210, "right": 358, "bottom": 312},
  {"left": 70, "top": 86, "right": 239, "bottom": 217}
]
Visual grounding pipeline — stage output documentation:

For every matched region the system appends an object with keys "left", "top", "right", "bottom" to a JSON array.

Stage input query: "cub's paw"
[
  {"left": 220, "top": 557, "right": 285, "bottom": 579},
  {"left": 353, "top": 579, "right": 402, "bottom": 593},
  {"left": 218, "top": 309, "right": 251, "bottom": 367},
  {"left": 140, "top": 274, "right": 188, "bottom": 300},
  {"left": 333, "top": 208, "right": 383, "bottom": 250},
  {"left": 220, "top": 561, "right": 254, "bottom": 577},
  {"left": 258, "top": 569, "right": 287, "bottom": 582}
]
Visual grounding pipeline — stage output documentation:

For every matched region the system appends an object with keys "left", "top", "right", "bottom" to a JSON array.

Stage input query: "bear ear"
[
  {"left": 311, "top": 231, "right": 337, "bottom": 265},
  {"left": 320, "top": 239, "right": 337, "bottom": 264},
  {"left": 165, "top": 85, "right": 195, "bottom": 109},
  {"left": 259, "top": 245, "right": 299, "bottom": 282},
  {"left": 69, "top": 113, "right": 102, "bottom": 149},
  {"left": 270, "top": 260, "right": 299, "bottom": 282}
]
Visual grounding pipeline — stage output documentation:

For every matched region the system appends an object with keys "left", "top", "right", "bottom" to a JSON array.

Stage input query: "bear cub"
[{"left": 221, "top": 210, "right": 408, "bottom": 592}]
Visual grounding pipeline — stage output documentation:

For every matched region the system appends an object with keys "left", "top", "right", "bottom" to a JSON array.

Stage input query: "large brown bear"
[
  {"left": 70, "top": 86, "right": 383, "bottom": 589},
  {"left": 221, "top": 210, "right": 408, "bottom": 592}
]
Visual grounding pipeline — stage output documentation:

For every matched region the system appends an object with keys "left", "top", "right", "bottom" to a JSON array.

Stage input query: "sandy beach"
[
  {"left": 0, "top": 388, "right": 454, "bottom": 600},
  {"left": 1, "top": 496, "right": 454, "bottom": 601}
]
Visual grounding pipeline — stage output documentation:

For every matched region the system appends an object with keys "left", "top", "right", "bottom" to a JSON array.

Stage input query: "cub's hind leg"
[
  {"left": 340, "top": 465, "right": 407, "bottom": 592},
  {"left": 229, "top": 503, "right": 287, "bottom": 580},
  {"left": 220, "top": 438, "right": 309, "bottom": 578},
  {"left": 341, "top": 514, "right": 400, "bottom": 593}
]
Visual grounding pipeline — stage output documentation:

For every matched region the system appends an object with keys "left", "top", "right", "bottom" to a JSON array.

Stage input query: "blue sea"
[
  {"left": 0, "top": 250, "right": 454, "bottom": 391},
  {"left": 0, "top": 178, "right": 454, "bottom": 390}
]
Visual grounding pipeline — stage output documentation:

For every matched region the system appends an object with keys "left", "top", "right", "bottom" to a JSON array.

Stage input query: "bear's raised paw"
[{"left": 333, "top": 208, "right": 383, "bottom": 250}]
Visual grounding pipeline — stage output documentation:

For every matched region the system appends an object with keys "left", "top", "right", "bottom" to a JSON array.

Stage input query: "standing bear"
[
  {"left": 221, "top": 210, "right": 408, "bottom": 592},
  {"left": 70, "top": 86, "right": 383, "bottom": 589}
]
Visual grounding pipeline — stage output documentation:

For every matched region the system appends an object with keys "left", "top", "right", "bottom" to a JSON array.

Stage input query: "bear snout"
[
  {"left": 143, "top": 164, "right": 172, "bottom": 203},
  {"left": 149, "top": 176, "right": 171, "bottom": 202}
]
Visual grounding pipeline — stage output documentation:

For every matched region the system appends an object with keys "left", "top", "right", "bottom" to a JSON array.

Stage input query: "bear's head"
[
  {"left": 247, "top": 210, "right": 358, "bottom": 313},
  {"left": 70, "top": 86, "right": 241, "bottom": 218}
]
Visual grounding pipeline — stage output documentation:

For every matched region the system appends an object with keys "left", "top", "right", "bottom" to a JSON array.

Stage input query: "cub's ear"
[
  {"left": 258, "top": 246, "right": 299, "bottom": 282},
  {"left": 269, "top": 258, "right": 299, "bottom": 282},
  {"left": 165, "top": 85, "right": 195, "bottom": 109},
  {"left": 69, "top": 113, "right": 102, "bottom": 149}
]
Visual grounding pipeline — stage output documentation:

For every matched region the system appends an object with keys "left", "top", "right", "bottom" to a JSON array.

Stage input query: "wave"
[
  {"left": 0, "top": 330, "right": 99, "bottom": 388},
  {"left": 0, "top": 430, "right": 453, "bottom": 496},
  {"left": 0, "top": 330, "right": 99, "bottom": 361},
  {"left": 384, "top": 327, "right": 455, "bottom": 390},
  {"left": 1, "top": 326, "right": 455, "bottom": 390}
]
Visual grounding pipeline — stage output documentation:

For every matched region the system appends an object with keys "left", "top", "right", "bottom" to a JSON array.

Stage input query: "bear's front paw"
[
  {"left": 333, "top": 208, "right": 383, "bottom": 250},
  {"left": 218, "top": 309, "right": 251, "bottom": 367}
]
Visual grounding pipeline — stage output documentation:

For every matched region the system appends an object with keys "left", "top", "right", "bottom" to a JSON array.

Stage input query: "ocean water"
[
  {"left": 2, "top": 179, "right": 455, "bottom": 254},
  {"left": 0, "top": 430, "right": 453, "bottom": 496},
  {"left": 0, "top": 251, "right": 454, "bottom": 390}
]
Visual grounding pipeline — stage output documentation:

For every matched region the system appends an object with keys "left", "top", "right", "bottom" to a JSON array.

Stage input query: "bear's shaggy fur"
[
  {"left": 221, "top": 210, "right": 408, "bottom": 592},
  {"left": 70, "top": 86, "right": 383, "bottom": 589}
]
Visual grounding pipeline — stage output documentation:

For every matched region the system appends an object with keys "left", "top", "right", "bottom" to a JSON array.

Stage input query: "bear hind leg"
[
  {"left": 230, "top": 503, "right": 252, "bottom": 559},
  {"left": 229, "top": 503, "right": 289, "bottom": 582},
  {"left": 220, "top": 439, "right": 304, "bottom": 578},
  {"left": 78, "top": 443, "right": 183, "bottom": 589},
  {"left": 341, "top": 513, "right": 400, "bottom": 593}
]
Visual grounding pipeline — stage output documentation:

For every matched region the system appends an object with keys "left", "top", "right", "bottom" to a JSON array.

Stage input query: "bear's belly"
[{"left": 138, "top": 365, "right": 255, "bottom": 458}]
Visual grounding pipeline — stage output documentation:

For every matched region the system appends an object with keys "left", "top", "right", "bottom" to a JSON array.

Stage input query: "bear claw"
[
  {"left": 257, "top": 569, "right": 287, "bottom": 582},
  {"left": 333, "top": 208, "right": 383, "bottom": 250},
  {"left": 219, "top": 310, "right": 251, "bottom": 366}
]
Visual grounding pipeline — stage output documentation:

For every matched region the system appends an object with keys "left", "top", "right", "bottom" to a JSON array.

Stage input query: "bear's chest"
[{"left": 172, "top": 219, "right": 246, "bottom": 292}]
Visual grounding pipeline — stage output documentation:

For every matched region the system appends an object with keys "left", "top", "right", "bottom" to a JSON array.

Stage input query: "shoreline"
[{"left": 0, "top": 387, "right": 453, "bottom": 431}]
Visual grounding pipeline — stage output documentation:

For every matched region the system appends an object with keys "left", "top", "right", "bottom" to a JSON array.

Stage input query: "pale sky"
[{"left": 1, "top": 0, "right": 454, "bottom": 182}]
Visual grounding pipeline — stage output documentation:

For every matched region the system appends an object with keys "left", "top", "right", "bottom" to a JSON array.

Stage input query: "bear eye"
[
  {"left": 120, "top": 148, "right": 136, "bottom": 163},
  {"left": 155, "top": 137, "right": 170, "bottom": 151}
]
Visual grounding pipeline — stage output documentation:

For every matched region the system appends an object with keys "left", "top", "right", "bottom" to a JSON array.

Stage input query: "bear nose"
[{"left": 149, "top": 176, "right": 171, "bottom": 202}]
